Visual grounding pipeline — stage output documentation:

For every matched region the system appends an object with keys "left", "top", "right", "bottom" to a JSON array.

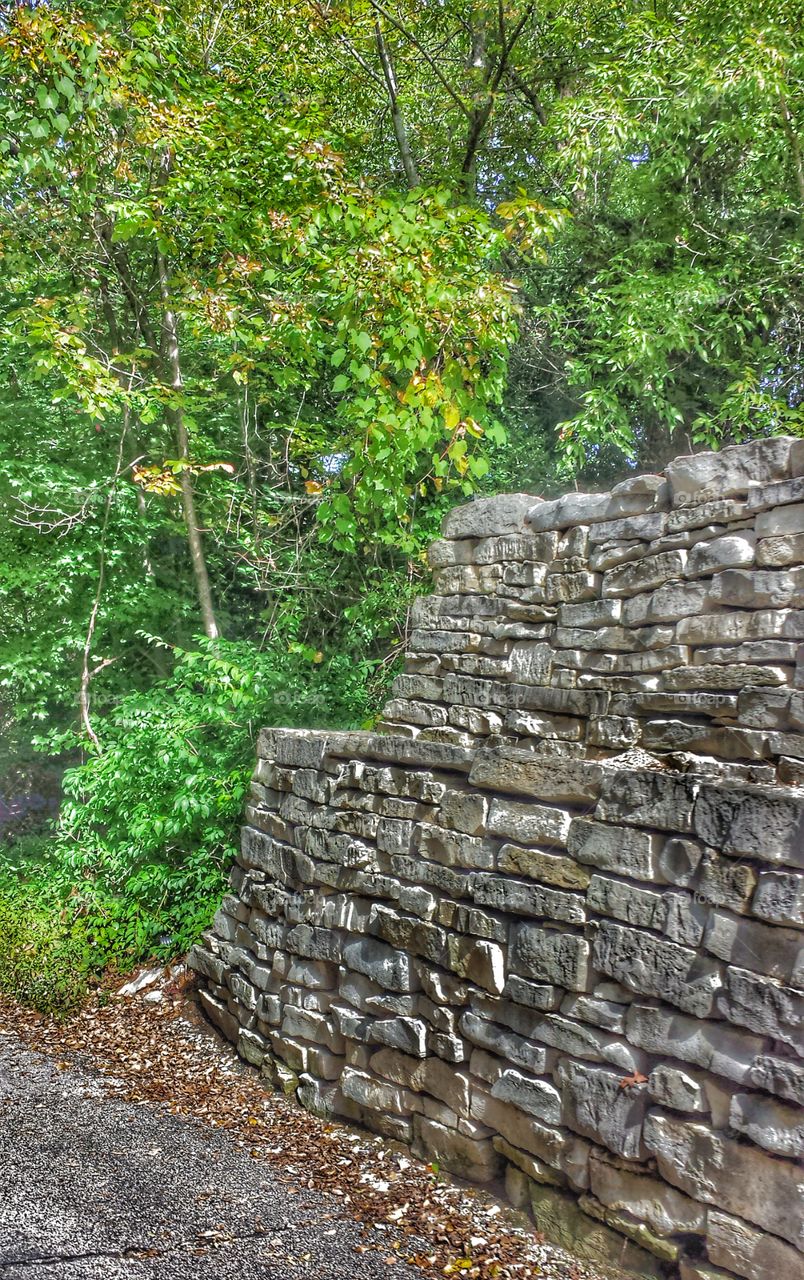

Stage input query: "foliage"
[{"left": 0, "top": 0, "right": 801, "bottom": 1005}]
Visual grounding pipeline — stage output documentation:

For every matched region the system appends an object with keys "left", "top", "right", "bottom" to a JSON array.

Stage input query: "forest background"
[{"left": 0, "top": 0, "right": 801, "bottom": 1011}]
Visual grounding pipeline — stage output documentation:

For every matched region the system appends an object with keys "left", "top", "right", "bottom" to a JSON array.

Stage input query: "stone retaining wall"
[{"left": 190, "top": 437, "right": 804, "bottom": 1280}]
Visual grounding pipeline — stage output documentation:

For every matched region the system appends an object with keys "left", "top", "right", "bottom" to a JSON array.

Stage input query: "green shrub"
[{"left": 0, "top": 864, "right": 93, "bottom": 1017}]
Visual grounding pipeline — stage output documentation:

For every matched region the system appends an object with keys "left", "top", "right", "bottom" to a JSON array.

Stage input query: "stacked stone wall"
[{"left": 190, "top": 437, "right": 804, "bottom": 1280}]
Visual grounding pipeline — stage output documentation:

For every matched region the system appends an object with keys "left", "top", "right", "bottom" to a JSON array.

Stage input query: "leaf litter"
[{"left": 0, "top": 970, "right": 611, "bottom": 1280}]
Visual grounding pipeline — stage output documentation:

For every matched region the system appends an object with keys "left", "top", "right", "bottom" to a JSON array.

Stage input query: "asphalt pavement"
[{"left": 0, "top": 1034, "right": 419, "bottom": 1280}]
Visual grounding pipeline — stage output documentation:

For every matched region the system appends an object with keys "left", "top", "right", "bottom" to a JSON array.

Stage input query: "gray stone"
[
  {"left": 676, "top": 608, "right": 804, "bottom": 645},
  {"left": 665, "top": 438, "right": 795, "bottom": 505},
  {"left": 442, "top": 493, "right": 534, "bottom": 539},
  {"left": 748, "top": 1054, "right": 804, "bottom": 1105},
  {"left": 438, "top": 788, "right": 489, "bottom": 835},
  {"left": 486, "top": 796, "right": 572, "bottom": 846},
  {"left": 367, "top": 1015, "right": 428, "bottom": 1057},
  {"left": 643, "top": 1110, "right": 804, "bottom": 1248},
  {"left": 473, "top": 872, "right": 586, "bottom": 923},
  {"left": 341, "top": 938, "right": 418, "bottom": 992},
  {"left": 685, "top": 533, "right": 755, "bottom": 578},
  {"left": 596, "top": 770, "right": 698, "bottom": 832},
  {"left": 602, "top": 551, "right": 688, "bottom": 598},
  {"left": 706, "top": 1208, "right": 804, "bottom": 1280},
  {"left": 648, "top": 1064, "right": 707, "bottom": 1113},
  {"left": 703, "top": 910, "right": 803, "bottom": 985},
  {"left": 587, "top": 512, "right": 667, "bottom": 544},
  {"left": 412, "top": 1115, "right": 502, "bottom": 1183},
  {"left": 496, "top": 842, "right": 591, "bottom": 890},
  {"left": 527, "top": 492, "right": 613, "bottom": 531},
  {"left": 752, "top": 869, "right": 804, "bottom": 926},
  {"left": 588, "top": 1150, "right": 705, "bottom": 1235},
  {"left": 622, "top": 581, "right": 709, "bottom": 625},
  {"left": 557, "top": 1060, "right": 648, "bottom": 1158},
  {"left": 491, "top": 1068, "right": 562, "bottom": 1124},
  {"left": 755, "top": 501, "right": 804, "bottom": 537},
  {"left": 510, "top": 924, "right": 590, "bottom": 990},
  {"left": 558, "top": 598, "right": 622, "bottom": 627},
  {"left": 593, "top": 921, "right": 722, "bottom": 1016},
  {"left": 567, "top": 818, "right": 660, "bottom": 880},
  {"left": 707, "top": 566, "right": 804, "bottom": 609},
  {"left": 693, "top": 783, "right": 804, "bottom": 866},
  {"left": 459, "top": 1011, "right": 547, "bottom": 1074},
  {"left": 718, "top": 964, "right": 803, "bottom": 1048},
  {"left": 756, "top": 532, "right": 804, "bottom": 567},
  {"left": 588, "top": 875, "right": 705, "bottom": 946},
  {"left": 559, "top": 994, "right": 626, "bottom": 1034},
  {"left": 728, "top": 1091, "right": 804, "bottom": 1158}
]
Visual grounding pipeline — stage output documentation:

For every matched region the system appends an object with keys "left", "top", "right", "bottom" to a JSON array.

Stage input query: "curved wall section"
[{"left": 191, "top": 437, "right": 804, "bottom": 1280}]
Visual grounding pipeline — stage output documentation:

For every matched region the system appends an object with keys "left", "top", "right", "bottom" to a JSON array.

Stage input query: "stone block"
[
  {"left": 593, "top": 921, "right": 722, "bottom": 1016},
  {"left": 588, "top": 1148, "right": 705, "bottom": 1234},
  {"left": 341, "top": 938, "right": 418, "bottom": 992},
  {"left": 596, "top": 770, "right": 698, "bottom": 832},
  {"left": 752, "top": 869, "right": 804, "bottom": 926},
  {"left": 438, "top": 788, "right": 489, "bottom": 835},
  {"left": 510, "top": 923, "right": 590, "bottom": 990},
  {"left": 755, "top": 501, "right": 804, "bottom": 537},
  {"left": 686, "top": 533, "right": 755, "bottom": 578},
  {"left": 756, "top": 532, "right": 804, "bottom": 567},
  {"left": 486, "top": 796, "right": 572, "bottom": 847},
  {"left": 625, "top": 1003, "right": 766, "bottom": 1087},
  {"left": 588, "top": 874, "right": 705, "bottom": 946},
  {"left": 718, "top": 964, "right": 802, "bottom": 1048},
  {"left": 459, "top": 1011, "right": 548, "bottom": 1074},
  {"left": 568, "top": 818, "right": 660, "bottom": 879},
  {"left": 643, "top": 1110, "right": 804, "bottom": 1248},
  {"left": 707, "top": 566, "right": 804, "bottom": 609},
  {"left": 557, "top": 1060, "right": 647, "bottom": 1158},
  {"left": 473, "top": 871, "right": 586, "bottom": 923},
  {"left": 491, "top": 1068, "right": 562, "bottom": 1124},
  {"left": 412, "top": 1115, "right": 503, "bottom": 1182},
  {"left": 602, "top": 550, "right": 688, "bottom": 599},
  {"left": 706, "top": 1208, "right": 804, "bottom": 1280},
  {"left": 748, "top": 1054, "right": 804, "bottom": 1105},
  {"left": 648, "top": 1063, "right": 707, "bottom": 1113},
  {"left": 693, "top": 783, "right": 804, "bottom": 867},
  {"left": 442, "top": 493, "right": 534, "bottom": 539},
  {"left": 728, "top": 1090, "right": 804, "bottom": 1158},
  {"left": 445, "top": 935, "right": 506, "bottom": 995},
  {"left": 470, "top": 747, "right": 603, "bottom": 804},
  {"left": 665, "top": 438, "right": 795, "bottom": 505},
  {"left": 497, "top": 842, "right": 591, "bottom": 890},
  {"left": 703, "top": 910, "right": 803, "bottom": 985},
  {"left": 560, "top": 993, "right": 627, "bottom": 1034}
]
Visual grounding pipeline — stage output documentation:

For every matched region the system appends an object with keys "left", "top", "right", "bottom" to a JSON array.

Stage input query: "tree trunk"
[
  {"left": 374, "top": 18, "right": 420, "bottom": 188},
  {"left": 157, "top": 251, "right": 221, "bottom": 641}
]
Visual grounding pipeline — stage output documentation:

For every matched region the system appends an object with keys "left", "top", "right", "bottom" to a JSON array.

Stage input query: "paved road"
[{"left": 0, "top": 1035, "right": 418, "bottom": 1280}]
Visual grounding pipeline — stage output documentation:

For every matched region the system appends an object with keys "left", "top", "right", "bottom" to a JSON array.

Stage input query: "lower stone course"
[{"left": 191, "top": 728, "right": 804, "bottom": 1280}]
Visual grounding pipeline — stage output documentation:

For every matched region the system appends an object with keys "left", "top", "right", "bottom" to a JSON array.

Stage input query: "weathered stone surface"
[
  {"left": 755, "top": 501, "right": 804, "bottom": 537},
  {"left": 686, "top": 533, "right": 755, "bottom": 577},
  {"left": 706, "top": 1209, "right": 804, "bottom": 1280},
  {"left": 470, "top": 748, "right": 603, "bottom": 804},
  {"left": 491, "top": 1068, "right": 562, "bottom": 1124},
  {"left": 728, "top": 1090, "right": 804, "bottom": 1158},
  {"left": 459, "top": 1011, "right": 547, "bottom": 1075},
  {"left": 703, "top": 910, "right": 803, "bottom": 985},
  {"left": 756, "top": 531, "right": 804, "bottom": 567},
  {"left": 486, "top": 796, "right": 572, "bottom": 846},
  {"left": 625, "top": 1003, "right": 765, "bottom": 1085},
  {"left": 643, "top": 1111, "right": 804, "bottom": 1248},
  {"left": 442, "top": 493, "right": 534, "bottom": 539},
  {"left": 694, "top": 783, "right": 804, "bottom": 867},
  {"left": 568, "top": 818, "right": 660, "bottom": 880},
  {"left": 593, "top": 921, "right": 722, "bottom": 1016},
  {"left": 510, "top": 924, "right": 590, "bottom": 991},
  {"left": 596, "top": 771, "right": 697, "bottom": 832},
  {"left": 719, "top": 964, "right": 802, "bottom": 1049},
  {"left": 666, "top": 438, "right": 795, "bottom": 505},
  {"left": 589, "top": 1149, "right": 705, "bottom": 1235},
  {"left": 752, "top": 869, "right": 804, "bottom": 926},
  {"left": 473, "top": 872, "right": 586, "bottom": 923},
  {"left": 496, "top": 842, "right": 590, "bottom": 890},
  {"left": 557, "top": 1060, "right": 647, "bottom": 1158},
  {"left": 341, "top": 938, "right": 418, "bottom": 992},
  {"left": 648, "top": 1064, "right": 707, "bottom": 1113},
  {"left": 707, "top": 566, "right": 804, "bottom": 609},
  {"left": 603, "top": 551, "right": 688, "bottom": 598}
]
